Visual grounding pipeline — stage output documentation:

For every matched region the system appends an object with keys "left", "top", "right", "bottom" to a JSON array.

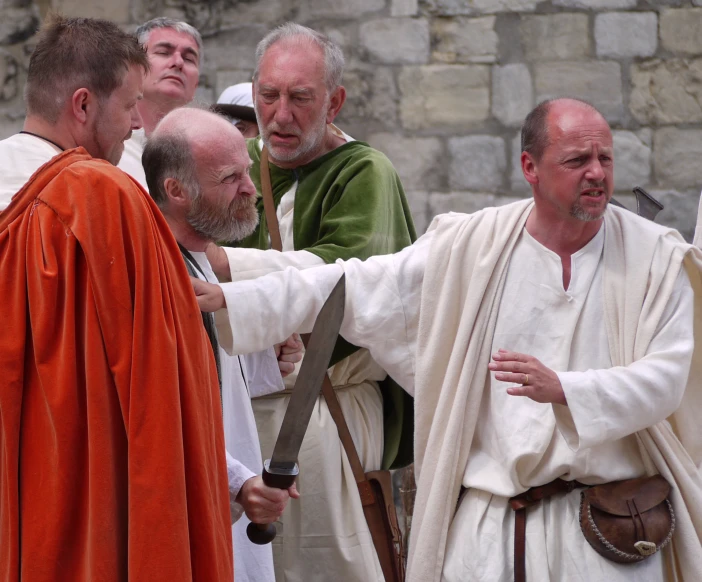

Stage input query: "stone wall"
[{"left": 2, "top": 0, "right": 702, "bottom": 239}]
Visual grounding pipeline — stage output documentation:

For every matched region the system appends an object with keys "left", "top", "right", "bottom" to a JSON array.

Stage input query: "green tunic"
[{"left": 239, "top": 139, "right": 417, "bottom": 469}]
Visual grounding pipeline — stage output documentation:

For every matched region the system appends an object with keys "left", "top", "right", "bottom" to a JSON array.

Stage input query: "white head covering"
[{"left": 216, "top": 83, "right": 254, "bottom": 124}]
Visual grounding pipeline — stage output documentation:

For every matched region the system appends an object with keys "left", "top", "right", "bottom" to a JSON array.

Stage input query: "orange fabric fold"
[{"left": 0, "top": 148, "right": 233, "bottom": 581}]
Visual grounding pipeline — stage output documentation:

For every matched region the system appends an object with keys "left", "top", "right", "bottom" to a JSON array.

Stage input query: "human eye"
[{"left": 222, "top": 173, "right": 239, "bottom": 184}]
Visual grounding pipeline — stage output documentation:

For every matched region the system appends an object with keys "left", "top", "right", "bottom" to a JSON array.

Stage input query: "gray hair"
[
  {"left": 142, "top": 129, "right": 199, "bottom": 209},
  {"left": 136, "top": 17, "right": 203, "bottom": 62},
  {"left": 253, "top": 22, "right": 344, "bottom": 92}
]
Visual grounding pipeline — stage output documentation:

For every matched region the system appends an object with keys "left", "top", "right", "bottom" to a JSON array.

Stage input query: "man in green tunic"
[{"left": 205, "top": 21, "right": 415, "bottom": 582}]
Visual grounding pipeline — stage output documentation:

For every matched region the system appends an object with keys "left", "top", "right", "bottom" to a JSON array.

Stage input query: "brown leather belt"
[{"left": 509, "top": 479, "right": 587, "bottom": 582}]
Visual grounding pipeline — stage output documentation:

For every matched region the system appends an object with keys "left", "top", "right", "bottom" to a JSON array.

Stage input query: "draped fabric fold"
[
  {"left": 0, "top": 148, "right": 233, "bottom": 581},
  {"left": 407, "top": 201, "right": 702, "bottom": 582}
]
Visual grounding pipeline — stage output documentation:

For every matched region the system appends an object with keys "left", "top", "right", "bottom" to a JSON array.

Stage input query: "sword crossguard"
[{"left": 246, "top": 461, "right": 299, "bottom": 545}]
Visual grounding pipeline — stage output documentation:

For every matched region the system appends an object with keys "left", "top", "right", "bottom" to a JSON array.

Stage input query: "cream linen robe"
[
  {"left": 218, "top": 132, "right": 386, "bottom": 582},
  {"left": 216, "top": 199, "right": 702, "bottom": 582},
  {"left": 0, "top": 133, "right": 62, "bottom": 210},
  {"left": 189, "top": 251, "right": 282, "bottom": 582},
  {"left": 117, "top": 129, "right": 148, "bottom": 190}
]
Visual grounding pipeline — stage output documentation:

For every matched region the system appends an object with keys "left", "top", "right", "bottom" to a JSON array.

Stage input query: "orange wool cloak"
[{"left": 0, "top": 149, "right": 233, "bottom": 581}]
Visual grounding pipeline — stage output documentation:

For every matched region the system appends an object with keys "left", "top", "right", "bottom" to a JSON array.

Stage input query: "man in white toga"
[{"left": 193, "top": 97, "right": 702, "bottom": 582}]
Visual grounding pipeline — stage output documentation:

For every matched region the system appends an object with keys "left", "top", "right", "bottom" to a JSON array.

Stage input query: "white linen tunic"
[
  {"left": 217, "top": 219, "right": 693, "bottom": 582},
  {"left": 189, "top": 251, "right": 282, "bottom": 582},
  {"left": 218, "top": 132, "right": 386, "bottom": 582},
  {"left": 117, "top": 129, "right": 148, "bottom": 190},
  {"left": 0, "top": 133, "right": 61, "bottom": 210}
]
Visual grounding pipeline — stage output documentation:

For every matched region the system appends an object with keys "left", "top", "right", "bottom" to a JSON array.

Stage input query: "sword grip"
[{"left": 245, "top": 462, "right": 299, "bottom": 545}]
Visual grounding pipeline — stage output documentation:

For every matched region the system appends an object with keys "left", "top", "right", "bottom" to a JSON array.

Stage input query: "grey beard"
[
  {"left": 570, "top": 201, "right": 607, "bottom": 222},
  {"left": 187, "top": 194, "right": 259, "bottom": 242}
]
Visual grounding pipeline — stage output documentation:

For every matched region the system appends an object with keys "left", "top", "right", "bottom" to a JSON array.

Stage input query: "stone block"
[
  {"left": 404, "top": 190, "right": 430, "bottom": 233},
  {"left": 51, "top": 0, "right": 130, "bottom": 23},
  {"left": 449, "top": 135, "right": 506, "bottom": 192},
  {"left": 423, "top": 0, "right": 539, "bottom": 16},
  {"left": 304, "top": 0, "right": 385, "bottom": 18},
  {"left": 336, "top": 66, "right": 398, "bottom": 131},
  {"left": 535, "top": 61, "right": 623, "bottom": 123},
  {"left": 653, "top": 128, "right": 702, "bottom": 189},
  {"left": 0, "top": 51, "right": 18, "bottom": 103},
  {"left": 648, "top": 189, "right": 699, "bottom": 242},
  {"left": 612, "top": 130, "right": 651, "bottom": 192},
  {"left": 219, "top": 0, "right": 291, "bottom": 26},
  {"left": 552, "top": 0, "right": 636, "bottom": 8},
  {"left": 431, "top": 17, "right": 498, "bottom": 64},
  {"left": 0, "top": 5, "right": 38, "bottom": 45},
  {"left": 520, "top": 14, "right": 590, "bottom": 61},
  {"left": 399, "top": 65, "right": 490, "bottom": 130},
  {"left": 630, "top": 59, "right": 702, "bottom": 125},
  {"left": 203, "top": 26, "right": 267, "bottom": 71},
  {"left": 369, "top": 133, "right": 443, "bottom": 190},
  {"left": 660, "top": 9, "right": 702, "bottom": 55},
  {"left": 429, "top": 192, "right": 525, "bottom": 218},
  {"left": 391, "top": 0, "right": 419, "bottom": 16},
  {"left": 595, "top": 12, "right": 657, "bottom": 58},
  {"left": 492, "top": 64, "right": 533, "bottom": 127},
  {"left": 360, "top": 18, "right": 429, "bottom": 64}
]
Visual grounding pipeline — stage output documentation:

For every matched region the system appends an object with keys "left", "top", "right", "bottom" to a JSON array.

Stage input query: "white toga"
[{"left": 214, "top": 207, "right": 695, "bottom": 582}]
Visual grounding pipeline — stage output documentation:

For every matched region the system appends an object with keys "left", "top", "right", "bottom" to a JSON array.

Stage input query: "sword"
[
  {"left": 610, "top": 186, "right": 664, "bottom": 221},
  {"left": 246, "top": 273, "right": 346, "bottom": 545}
]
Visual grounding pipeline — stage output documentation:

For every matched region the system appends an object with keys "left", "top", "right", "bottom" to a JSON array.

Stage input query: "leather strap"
[
  {"left": 260, "top": 146, "right": 283, "bottom": 252},
  {"left": 260, "top": 148, "right": 401, "bottom": 580},
  {"left": 509, "top": 479, "right": 587, "bottom": 582}
]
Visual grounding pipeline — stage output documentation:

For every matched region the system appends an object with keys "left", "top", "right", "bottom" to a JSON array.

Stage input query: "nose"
[
  {"left": 273, "top": 96, "right": 293, "bottom": 126},
  {"left": 585, "top": 158, "right": 605, "bottom": 182},
  {"left": 240, "top": 173, "right": 257, "bottom": 199},
  {"left": 171, "top": 50, "right": 184, "bottom": 69},
  {"left": 131, "top": 106, "right": 143, "bottom": 131}
]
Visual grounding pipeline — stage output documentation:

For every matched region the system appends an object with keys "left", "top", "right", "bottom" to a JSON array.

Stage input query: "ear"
[
  {"left": 163, "top": 177, "right": 190, "bottom": 207},
  {"left": 70, "top": 88, "right": 93, "bottom": 124},
  {"left": 325, "top": 85, "right": 346, "bottom": 124},
  {"left": 521, "top": 151, "right": 539, "bottom": 186}
]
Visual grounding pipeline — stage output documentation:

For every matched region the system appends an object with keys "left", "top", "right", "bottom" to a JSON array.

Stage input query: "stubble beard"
[
  {"left": 569, "top": 182, "right": 609, "bottom": 222},
  {"left": 187, "top": 188, "right": 260, "bottom": 242},
  {"left": 257, "top": 104, "right": 328, "bottom": 165}
]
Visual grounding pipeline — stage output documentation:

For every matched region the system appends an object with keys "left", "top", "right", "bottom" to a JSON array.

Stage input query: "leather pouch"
[{"left": 579, "top": 475, "right": 675, "bottom": 564}]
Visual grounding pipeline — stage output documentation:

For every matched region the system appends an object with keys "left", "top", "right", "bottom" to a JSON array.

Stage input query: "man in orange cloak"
[{"left": 0, "top": 15, "right": 232, "bottom": 581}]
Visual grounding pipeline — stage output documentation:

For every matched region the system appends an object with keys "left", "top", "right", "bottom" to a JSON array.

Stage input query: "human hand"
[
  {"left": 275, "top": 333, "right": 303, "bottom": 377},
  {"left": 488, "top": 349, "right": 567, "bottom": 405},
  {"left": 205, "top": 242, "right": 231, "bottom": 282},
  {"left": 191, "top": 276, "right": 225, "bottom": 312},
  {"left": 237, "top": 475, "right": 300, "bottom": 523}
]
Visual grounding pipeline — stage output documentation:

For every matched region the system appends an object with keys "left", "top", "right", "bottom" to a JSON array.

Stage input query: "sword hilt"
[{"left": 246, "top": 461, "right": 299, "bottom": 545}]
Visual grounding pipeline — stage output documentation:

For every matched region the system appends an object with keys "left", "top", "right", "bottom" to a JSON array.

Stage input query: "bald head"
[
  {"left": 521, "top": 98, "right": 606, "bottom": 162},
  {"left": 144, "top": 108, "right": 245, "bottom": 207},
  {"left": 143, "top": 107, "right": 258, "bottom": 243}
]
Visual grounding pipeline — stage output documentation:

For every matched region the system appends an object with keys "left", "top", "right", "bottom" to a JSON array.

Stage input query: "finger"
[
  {"left": 505, "top": 384, "right": 532, "bottom": 398},
  {"left": 190, "top": 276, "right": 207, "bottom": 294},
  {"left": 278, "top": 352, "right": 302, "bottom": 363},
  {"left": 492, "top": 350, "right": 529, "bottom": 362},
  {"left": 489, "top": 361, "right": 526, "bottom": 374},
  {"left": 493, "top": 371, "right": 529, "bottom": 385},
  {"left": 288, "top": 484, "right": 301, "bottom": 499},
  {"left": 278, "top": 361, "right": 295, "bottom": 376}
]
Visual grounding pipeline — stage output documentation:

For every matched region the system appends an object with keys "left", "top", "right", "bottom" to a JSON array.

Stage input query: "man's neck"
[
  {"left": 22, "top": 116, "right": 76, "bottom": 151},
  {"left": 165, "top": 214, "right": 209, "bottom": 252},
  {"left": 138, "top": 97, "right": 187, "bottom": 137},
  {"left": 269, "top": 124, "right": 347, "bottom": 169},
  {"left": 525, "top": 205, "right": 603, "bottom": 291}
]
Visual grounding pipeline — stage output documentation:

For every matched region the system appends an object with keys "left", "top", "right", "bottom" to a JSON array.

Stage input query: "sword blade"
[{"left": 268, "top": 274, "right": 346, "bottom": 471}]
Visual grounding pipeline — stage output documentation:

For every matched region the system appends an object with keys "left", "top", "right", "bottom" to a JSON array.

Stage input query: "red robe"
[{"left": 0, "top": 148, "right": 233, "bottom": 581}]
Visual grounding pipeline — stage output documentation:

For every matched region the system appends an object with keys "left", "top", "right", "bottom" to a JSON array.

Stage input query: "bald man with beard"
[{"left": 142, "top": 108, "right": 300, "bottom": 582}]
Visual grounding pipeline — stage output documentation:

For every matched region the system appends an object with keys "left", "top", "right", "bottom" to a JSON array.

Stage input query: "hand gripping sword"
[{"left": 246, "top": 274, "right": 346, "bottom": 545}]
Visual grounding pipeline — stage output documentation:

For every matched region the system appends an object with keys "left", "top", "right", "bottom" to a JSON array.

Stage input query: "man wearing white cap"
[{"left": 215, "top": 82, "right": 259, "bottom": 138}]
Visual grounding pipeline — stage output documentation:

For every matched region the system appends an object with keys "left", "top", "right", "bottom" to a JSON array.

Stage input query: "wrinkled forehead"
[{"left": 548, "top": 107, "right": 612, "bottom": 150}]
